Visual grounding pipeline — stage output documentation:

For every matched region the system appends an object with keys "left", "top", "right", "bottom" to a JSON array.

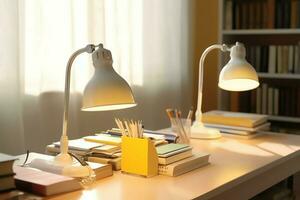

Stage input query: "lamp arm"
[
  {"left": 60, "top": 44, "right": 101, "bottom": 155},
  {"left": 195, "top": 44, "right": 230, "bottom": 122}
]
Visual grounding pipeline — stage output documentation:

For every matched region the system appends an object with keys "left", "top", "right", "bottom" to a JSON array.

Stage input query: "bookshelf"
[{"left": 218, "top": 0, "right": 300, "bottom": 134}]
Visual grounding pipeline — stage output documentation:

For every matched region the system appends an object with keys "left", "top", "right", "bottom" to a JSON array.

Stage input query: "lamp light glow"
[
  {"left": 191, "top": 42, "right": 259, "bottom": 139},
  {"left": 82, "top": 45, "right": 136, "bottom": 111},
  {"left": 31, "top": 44, "right": 136, "bottom": 178}
]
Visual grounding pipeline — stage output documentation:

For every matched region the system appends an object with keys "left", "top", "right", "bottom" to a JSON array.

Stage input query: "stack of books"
[
  {"left": 156, "top": 144, "right": 209, "bottom": 177},
  {"left": 46, "top": 137, "right": 122, "bottom": 170},
  {"left": 0, "top": 153, "right": 16, "bottom": 192},
  {"left": 46, "top": 131, "right": 169, "bottom": 171},
  {"left": 202, "top": 110, "right": 270, "bottom": 138},
  {"left": 14, "top": 165, "right": 83, "bottom": 196}
]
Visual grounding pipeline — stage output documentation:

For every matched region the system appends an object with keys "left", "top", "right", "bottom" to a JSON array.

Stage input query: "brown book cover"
[
  {"left": 291, "top": 0, "right": 298, "bottom": 28},
  {"left": 230, "top": 92, "right": 240, "bottom": 112},
  {"left": 250, "top": 89, "right": 257, "bottom": 113},
  {"left": 248, "top": 0, "right": 255, "bottom": 29},
  {"left": 254, "top": 0, "right": 262, "bottom": 28},
  {"left": 241, "top": 0, "right": 249, "bottom": 29},
  {"left": 225, "top": 0, "right": 233, "bottom": 30},
  {"left": 297, "top": 88, "right": 300, "bottom": 117},
  {"left": 235, "top": 0, "right": 241, "bottom": 29},
  {"left": 267, "top": 0, "right": 275, "bottom": 28}
]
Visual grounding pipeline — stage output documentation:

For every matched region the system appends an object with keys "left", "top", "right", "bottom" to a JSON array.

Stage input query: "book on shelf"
[
  {"left": 0, "top": 153, "right": 17, "bottom": 192},
  {"left": 201, "top": 110, "right": 268, "bottom": 128},
  {"left": 158, "top": 153, "right": 209, "bottom": 177},
  {"left": 255, "top": 84, "right": 300, "bottom": 117},
  {"left": 224, "top": 0, "right": 300, "bottom": 29},
  {"left": 245, "top": 44, "right": 300, "bottom": 74},
  {"left": 14, "top": 165, "right": 82, "bottom": 196}
]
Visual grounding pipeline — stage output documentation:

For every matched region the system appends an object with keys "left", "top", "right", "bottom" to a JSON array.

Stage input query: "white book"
[
  {"left": 268, "top": 45, "right": 276, "bottom": 73},
  {"left": 273, "top": 88, "right": 279, "bottom": 115},
  {"left": 282, "top": 45, "right": 289, "bottom": 73},
  {"left": 256, "top": 87, "right": 262, "bottom": 114},
  {"left": 267, "top": 87, "right": 274, "bottom": 115},
  {"left": 262, "top": 84, "right": 268, "bottom": 114},
  {"left": 158, "top": 153, "right": 209, "bottom": 177},
  {"left": 288, "top": 45, "right": 294, "bottom": 73},
  {"left": 54, "top": 138, "right": 104, "bottom": 151}
]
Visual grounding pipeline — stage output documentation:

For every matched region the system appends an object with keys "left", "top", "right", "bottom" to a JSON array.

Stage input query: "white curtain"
[{"left": 0, "top": 0, "right": 193, "bottom": 155}]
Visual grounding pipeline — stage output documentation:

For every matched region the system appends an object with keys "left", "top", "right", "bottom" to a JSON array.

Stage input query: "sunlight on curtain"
[
  {"left": 22, "top": 0, "right": 143, "bottom": 96},
  {"left": 0, "top": 0, "right": 192, "bottom": 154}
]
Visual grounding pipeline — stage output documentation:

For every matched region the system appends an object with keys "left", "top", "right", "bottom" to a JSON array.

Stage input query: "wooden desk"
[{"left": 12, "top": 132, "right": 300, "bottom": 199}]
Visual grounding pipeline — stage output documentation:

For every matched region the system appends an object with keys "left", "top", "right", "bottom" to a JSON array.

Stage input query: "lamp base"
[
  {"left": 191, "top": 121, "right": 222, "bottom": 139},
  {"left": 29, "top": 153, "right": 91, "bottom": 178}
]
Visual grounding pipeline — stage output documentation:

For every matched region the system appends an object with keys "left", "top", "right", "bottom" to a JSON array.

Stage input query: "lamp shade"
[
  {"left": 218, "top": 42, "right": 259, "bottom": 91},
  {"left": 82, "top": 46, "right": 136, "bottom": 111}
]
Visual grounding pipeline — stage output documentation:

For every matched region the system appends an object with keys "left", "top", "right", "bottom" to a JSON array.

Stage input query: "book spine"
[
  {"left": 267, "top": 0, "right": 275, "bottom": 28},
  {"left": 225, "top": 0, "right": 233, "bottom": 29},
  {"left": 158, "top": 165, "right": 172, "bottom": 176}
]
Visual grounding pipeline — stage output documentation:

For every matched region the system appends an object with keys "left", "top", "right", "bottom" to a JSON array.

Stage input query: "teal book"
[{"left": 156, "top": 144, "right": 190, "bottom": 157}]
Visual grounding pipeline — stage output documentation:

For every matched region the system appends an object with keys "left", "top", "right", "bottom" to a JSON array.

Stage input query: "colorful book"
[
  {"left": 158, "top": 149, "right": 192, "bottom": 165},
  {"left": 158, "top": 153, "right": 209, "bottom": 177},
  {"left": 204, "top": 122, "right": 270, "bottom": 133},
  {"left": 84, "top": 134, "right": 122, "bottom": 146},
  {"left": 14, "top": 166, "right": 82, "bottom": 196},
  {"left": 156, "top": 144, "right": 191, "bottom": 158},
  {"left": 268, "top": 45, "right": 276, "bottom": 73}
]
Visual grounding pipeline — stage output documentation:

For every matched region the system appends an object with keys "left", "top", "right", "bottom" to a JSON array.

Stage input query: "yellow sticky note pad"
[{"left": 121, "top": 136, "right": 158, "bottom": 177}]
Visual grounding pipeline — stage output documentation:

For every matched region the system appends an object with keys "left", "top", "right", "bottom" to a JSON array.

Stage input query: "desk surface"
[{"left": 13, "top": 132, "right": 300, "bottom": 199}]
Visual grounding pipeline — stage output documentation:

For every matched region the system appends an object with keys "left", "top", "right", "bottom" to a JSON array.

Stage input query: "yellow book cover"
[{"left": 201, "top": 110, "right": 268, "bottom": 128}]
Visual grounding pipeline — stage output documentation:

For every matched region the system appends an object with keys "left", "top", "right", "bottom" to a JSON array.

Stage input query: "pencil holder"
[
  {"left": 121, "top": 136, "right": 158, "bottom": 177},
  {"left": 171, "top": 118, "right": 191, "bottom": 144}
]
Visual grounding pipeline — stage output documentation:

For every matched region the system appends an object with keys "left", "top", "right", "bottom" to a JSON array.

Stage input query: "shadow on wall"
[{"left": 22, "top": 83, "right": 189, "bottom": 153}]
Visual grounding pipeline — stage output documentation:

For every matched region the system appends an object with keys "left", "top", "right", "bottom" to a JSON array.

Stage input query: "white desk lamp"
[
  {"left": 30, "top": 44, "right": 136, "bottom": 177},
  {"left": 191, "top": 42, "right": 259, "bottom": 139}
]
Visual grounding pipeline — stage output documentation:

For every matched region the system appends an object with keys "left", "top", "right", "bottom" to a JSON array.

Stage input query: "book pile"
[
  {"left": 256, "top": 84, "right": 300, "bottom": 117},
  {"left": 241, "top": 44, "right": 300, "bottom": 75},
  {"left": 202, "top": 110, "right": 270, "bottom": 138},
  {"left": 46, "top": 136, "right": 122, "bottom": 170},
  {"left": 156, "top": 144, "right": 209, "bottom": 177},
  {"left": 13, "top": 152, "right": 113, "bottom": 196},
  {"left": 14, "top": 165, "right": 82, "bottom": 196},
  {"left": 0, "top": 153, "right": 16, "bottom": 192}
]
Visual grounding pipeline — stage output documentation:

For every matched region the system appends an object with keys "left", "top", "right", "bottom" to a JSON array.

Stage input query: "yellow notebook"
[
  {"left": 84, "top": 134, "right": 122, "bottom": 146},
  {"left": 201, "top": 110, "right": 268, "bottom": 128}
]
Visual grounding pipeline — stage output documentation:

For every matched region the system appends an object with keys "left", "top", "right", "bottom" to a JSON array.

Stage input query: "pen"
[{"left": 187, "top": 107, "right": 194, "bottom": 120}]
